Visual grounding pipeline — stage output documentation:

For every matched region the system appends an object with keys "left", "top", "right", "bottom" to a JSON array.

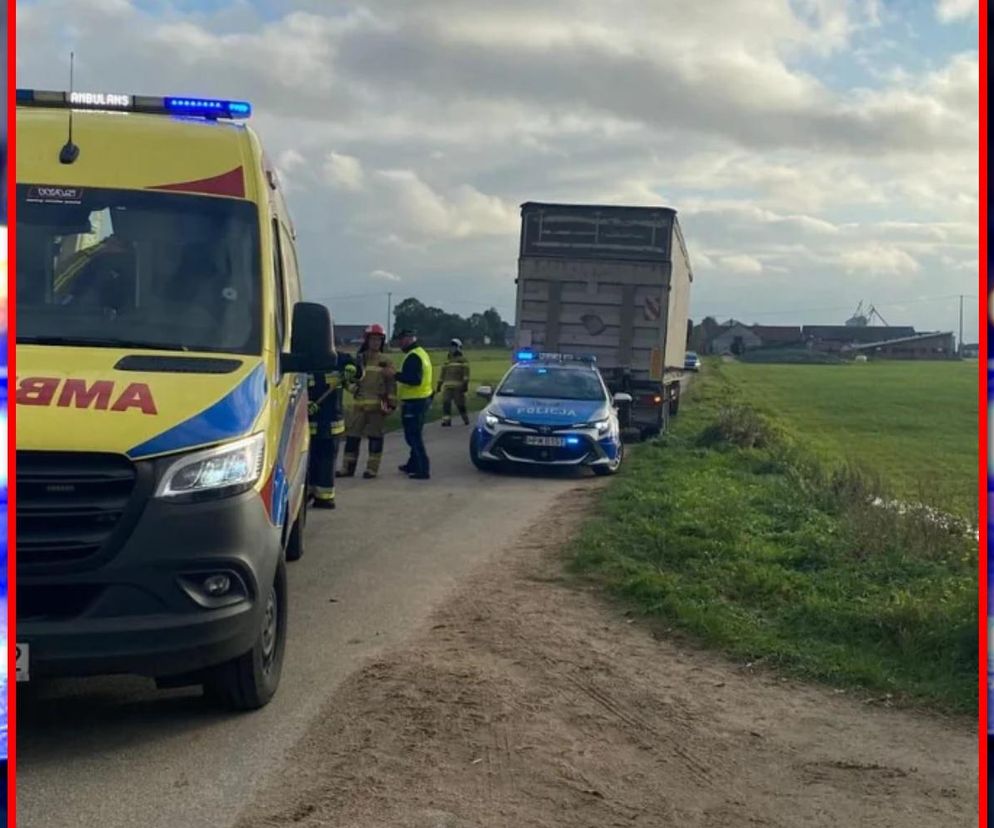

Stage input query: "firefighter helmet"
[{"left": 365, "top": 323, "right": 386, "bottom": 336}]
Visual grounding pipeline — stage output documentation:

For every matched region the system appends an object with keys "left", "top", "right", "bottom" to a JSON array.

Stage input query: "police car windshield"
[
  {"left": 497, "top": 364, "right": 605, "bottom": 401},
  {"left": 16, "top": 185, "right": 262, "bottom": 355}
]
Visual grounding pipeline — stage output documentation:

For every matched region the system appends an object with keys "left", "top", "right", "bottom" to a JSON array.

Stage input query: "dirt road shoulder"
[{"left": 237, "top": 487, "right": 976, "bottom": 828}]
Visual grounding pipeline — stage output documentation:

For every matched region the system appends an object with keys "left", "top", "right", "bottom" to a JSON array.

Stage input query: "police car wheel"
[
  {"left": 204, "top": 558, "right": 287, "bottom": 711},
  {"left": 593, "top": 442, "right": 624, "bottom": 476},
  {"left": 285, "top": 497, "right": 307, "bottom": 562},
  {"left": 470, "top": 435, "right": 498, "bottom": 472}
]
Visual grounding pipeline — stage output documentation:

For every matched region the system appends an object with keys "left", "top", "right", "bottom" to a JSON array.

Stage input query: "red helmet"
[{"left": 365, "top": 323, "right": 385, "bottom": 336}]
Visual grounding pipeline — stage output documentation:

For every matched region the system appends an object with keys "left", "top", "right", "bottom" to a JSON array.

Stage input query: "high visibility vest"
[{"left": 398, "top": 346, "right": 433, "bottom": 401}]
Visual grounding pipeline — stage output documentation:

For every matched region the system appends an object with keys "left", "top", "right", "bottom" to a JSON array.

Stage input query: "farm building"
[
  {"left": 333, "top": 324, "right": 368, "bottom": 347},
  {"left": 843, "top": 331, "right": 957, "bottom": 360},
  {"left": 801, "top": 325, "right": 917, "bottom": 353},
  {"left": 710, "top": 323, "right": 763, "bottom": 354},
  {"left": 751, "top": 325, "right": 803, "bottom": 347}
]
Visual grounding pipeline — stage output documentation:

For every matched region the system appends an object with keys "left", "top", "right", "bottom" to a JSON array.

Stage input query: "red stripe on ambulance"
[{"left": 16, "top": 377, "right": 158, "bottom": 415}]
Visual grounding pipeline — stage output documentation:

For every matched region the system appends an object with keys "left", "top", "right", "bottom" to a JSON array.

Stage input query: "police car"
[{"left": 470, "top": 350, "right": 629, "bottom": 475}]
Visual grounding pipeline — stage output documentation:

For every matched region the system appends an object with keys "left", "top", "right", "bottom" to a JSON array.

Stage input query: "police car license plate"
[
  {"left": 16, "top": 643, "right": 28, "bottom": 682},
  {"left": 525, "top": 436, "right": 564, "bottom": 447}
]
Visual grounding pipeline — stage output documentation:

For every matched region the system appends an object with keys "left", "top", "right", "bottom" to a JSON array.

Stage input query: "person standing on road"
[
  {"left": 438, "top": 338, "right": 470, "bottom": 427},
  {"left": 308, "top": 345, "right": 361, "bottom": 508},
  {"left": 393, "top": 328, "right": 433, "bottom": 480},
  {"left": 340, "top": 323, "right": 397, "bottom": 479}
]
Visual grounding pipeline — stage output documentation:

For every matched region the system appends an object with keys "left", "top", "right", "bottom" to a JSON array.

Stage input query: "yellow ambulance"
[{"left": 15, "top": 89, "right": 332, "bottom": 709}]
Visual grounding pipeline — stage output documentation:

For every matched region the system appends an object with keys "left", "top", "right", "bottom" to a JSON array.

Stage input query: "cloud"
[
  {"left": 323, "top": 152, "right": 365, "bottom": 192},
  {"left": 16, "top": 0, "right": 979, "bottom": 339},
  {"left": 935, "top": 0, "right": 978, "bottom": 22},
  {"left": 720, "top": 255, "right": 765, "bottom": 274},
  {"left": 370, "top": 269, "right": 401, "bottom": 283},
  {"left": 839, "top": 244, "right": 921, "bottom": 276}
]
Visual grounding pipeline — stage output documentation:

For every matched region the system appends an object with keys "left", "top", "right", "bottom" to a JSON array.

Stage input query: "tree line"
[{"left": 393, "top": 297, "right": 510, "bottom": 347}]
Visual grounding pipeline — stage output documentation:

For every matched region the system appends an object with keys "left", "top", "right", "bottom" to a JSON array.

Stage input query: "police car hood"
[
  {"left": 491, "top": 396, "right": 607, "bottom": 427},
  {"left": 16, "top": 345, "right": 268, "bottom": 460}
]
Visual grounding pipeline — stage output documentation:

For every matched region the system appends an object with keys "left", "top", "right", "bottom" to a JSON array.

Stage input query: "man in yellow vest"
[{"left": 393, "top": 328, "right": 434, "bottom": 480}]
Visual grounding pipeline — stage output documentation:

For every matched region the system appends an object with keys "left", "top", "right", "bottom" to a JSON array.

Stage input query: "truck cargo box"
[{"left": 514, "top": 202, "right": 693, "bottom": 390}]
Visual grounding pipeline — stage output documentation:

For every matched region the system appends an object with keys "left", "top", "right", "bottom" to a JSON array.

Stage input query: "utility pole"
[
  {"left": 386, "top": 292, "right": 393, "bottom": 340},
  {"left": 958, "top": 294, "right": 963, "bottom": 356}
]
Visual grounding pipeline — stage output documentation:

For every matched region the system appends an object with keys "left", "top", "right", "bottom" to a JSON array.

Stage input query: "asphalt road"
[{"left": 17, "top": 423, "right": 600, "bottom": 828}]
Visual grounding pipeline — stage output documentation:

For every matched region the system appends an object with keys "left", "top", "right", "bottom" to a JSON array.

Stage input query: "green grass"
[
  {"left": 720, "top": 360, "right": 978, "bottom": 518},
  {"left": 572, "top": 360, "right": 978, "bottom": 714}
]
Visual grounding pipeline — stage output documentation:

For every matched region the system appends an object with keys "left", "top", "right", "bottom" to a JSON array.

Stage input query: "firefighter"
[
  {"left": 393, "top": 328, "right": 433, "bottom": 480},
  {"left": 340, "top": 323, "right": 397, "bottom": 479},
  {"left": 307, "top": 346, "right": 361, "bottom": 509},
  {"left": 438, "top": 338, "right": 470, "bottom": 426}
]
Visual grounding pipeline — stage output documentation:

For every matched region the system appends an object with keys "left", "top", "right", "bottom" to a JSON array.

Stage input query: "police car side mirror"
[
  {"left": 613, "top": 392, "right": 633, "bottom": 407},
  {"left": 283, "top": 301, "right": 333, "bottom": 373},
  {"left": 476, "top": 385, "right": 494, "bottom": 400}
]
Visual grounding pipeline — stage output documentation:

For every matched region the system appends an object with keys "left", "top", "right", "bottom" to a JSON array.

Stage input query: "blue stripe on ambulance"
[
  {"left": 126, "top": 364, "right": 267, "bottom": 459},
  {"left": 270, "top": 375, "right": 307, "bottom": 526}
]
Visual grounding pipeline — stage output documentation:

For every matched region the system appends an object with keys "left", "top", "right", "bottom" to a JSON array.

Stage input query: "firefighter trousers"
[
  {"left": 308, "top": 436, "right": 338, "bottom": 503},
  {"left": 441, "top": 386, "right": 468, "bottom": 425}
]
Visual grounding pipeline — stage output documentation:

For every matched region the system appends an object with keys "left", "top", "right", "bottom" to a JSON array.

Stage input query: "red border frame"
[
  {"left": 981, "top": 0, "right": 989, "bottom": 824},
  {"left": 0, "top": 4, "right": 986, "bottom": 828},
  {"left": 7, "top": 0, "right": 16, "bottom": 823}
]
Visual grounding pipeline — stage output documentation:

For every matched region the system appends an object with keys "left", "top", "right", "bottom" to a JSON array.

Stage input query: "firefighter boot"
[
  {"left": 364, "top": 438, "right": 384, "bottom": 479},
  {"left": 339, "top": 437, "right": 360, "bottom": 477}
]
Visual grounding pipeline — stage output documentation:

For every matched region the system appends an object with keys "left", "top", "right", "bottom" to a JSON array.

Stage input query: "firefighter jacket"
[
  {"left": 438, "top": 353, "right": 470, "bottom": 391},
  {"left": 352, "top": 350, "right": 397, "bottom": 412},
  {"left": 308, "top": 353, "right": 361, "bottom": 438}
]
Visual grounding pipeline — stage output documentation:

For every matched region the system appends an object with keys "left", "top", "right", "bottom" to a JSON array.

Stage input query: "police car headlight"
[
  {"left": 591, "top": 419, "right": 610, "bottom": 434},
  {"left": 156, "top": 432, "right": 266, "bottom": 500},
  {"left": 484, "top": 413, "right": 500, "bottom": 430}
]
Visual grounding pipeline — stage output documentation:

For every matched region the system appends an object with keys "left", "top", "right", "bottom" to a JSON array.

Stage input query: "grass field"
[
  {"left": 720, "top": 360, "right": 978, "bottom": 518},
  {"left": 573, "top": 358, "right": 978, "bottom": 714}
]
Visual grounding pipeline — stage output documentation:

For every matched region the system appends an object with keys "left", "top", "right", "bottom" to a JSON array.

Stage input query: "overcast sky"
[{"left": 17, "top": 0, "right": 980, "bottom": 340}]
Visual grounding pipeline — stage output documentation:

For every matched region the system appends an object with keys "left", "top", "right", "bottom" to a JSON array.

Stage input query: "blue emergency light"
[
  {"left": 514, "top": 349, "right": 597, "bottom": 366},
  {"left": 17, "top": 88, "right": 252, "bottom": 120}
]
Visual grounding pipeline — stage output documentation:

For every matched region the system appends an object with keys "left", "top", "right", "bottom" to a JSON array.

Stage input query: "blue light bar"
[
  {"left": 513, "top": 349, "right": 597, "bottom": 366},
  {"left": 17, "top": 88, "right": 252, "bottom": 120},
  {"left": 165, "top": 97, "right": 252, "bottom": 119}
]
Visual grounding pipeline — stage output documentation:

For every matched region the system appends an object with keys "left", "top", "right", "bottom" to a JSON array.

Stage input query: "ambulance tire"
[
  {"left": 204, "top": 558, "right": 287, "bottom": 711},
  {"left": 285, "top": 497, "right": 307, "bottom": 563}
]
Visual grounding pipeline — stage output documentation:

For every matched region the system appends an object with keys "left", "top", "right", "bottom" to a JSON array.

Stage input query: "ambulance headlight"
[{"left": 156, "top": 432, "right": 266, "bottom": 500}]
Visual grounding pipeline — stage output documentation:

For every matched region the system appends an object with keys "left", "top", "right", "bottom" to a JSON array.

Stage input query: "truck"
[{"left": 513, "top": 202, "right": 693, "bottom": 440}]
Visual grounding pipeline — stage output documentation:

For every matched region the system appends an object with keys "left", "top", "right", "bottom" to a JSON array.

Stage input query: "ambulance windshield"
[{"left": 16, "top": 184, "right": 262, "bottom": 355}]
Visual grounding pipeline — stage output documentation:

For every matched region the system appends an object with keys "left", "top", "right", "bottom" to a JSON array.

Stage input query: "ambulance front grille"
[{"left": 16, "top": 452, "right": 138, "bottom": 567}]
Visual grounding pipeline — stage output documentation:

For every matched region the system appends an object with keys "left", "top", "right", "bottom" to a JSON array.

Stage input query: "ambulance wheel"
[
  {"left": 204, "top": 558, "right": 287, "bottom": 711},
  {"left": 285, "top": 497, "right": 306, "bottom": 562}
]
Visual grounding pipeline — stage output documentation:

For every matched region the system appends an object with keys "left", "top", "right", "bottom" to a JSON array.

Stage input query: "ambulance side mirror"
[{"left": 282, "top": 301, "right": 334, "bottom": 373}]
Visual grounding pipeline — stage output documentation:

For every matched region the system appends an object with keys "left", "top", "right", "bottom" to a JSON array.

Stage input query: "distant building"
[
  {"left": 333, "top": 324, "right": 368, "bottom": 347},
  {"left": 843, "top": 331, "right": 956, "bottom": 360},
  {"left": 750, "top": 325, "right": 803, "bottom": 348},
  {"left": 962, "top": 343, "right": 979, "bottom": 358},
  {"left": 710, "top": 324, "right": 762, "bottom": 354},
  {"left": 801, "top": 325, "right": 917, "bottom": 353}
]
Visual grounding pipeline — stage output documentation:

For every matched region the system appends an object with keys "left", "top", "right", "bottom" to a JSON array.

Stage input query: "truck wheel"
[
  {"left": 284, "top": 497, "right": 306, "bottom": 563},
  {"left": 204, "top": 558, "right": 287, "bottom": 711}
]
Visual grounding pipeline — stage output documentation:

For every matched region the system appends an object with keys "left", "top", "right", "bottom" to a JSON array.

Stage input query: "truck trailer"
[{"left": 513, "top": 202, "right": 693, "bottom": 439}]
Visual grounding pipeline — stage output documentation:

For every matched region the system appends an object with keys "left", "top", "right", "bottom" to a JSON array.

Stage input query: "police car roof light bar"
[
  {"left": 514, "top": 349, "right": 597, "bottom": 366},
  {"left": 16, "top": 89, "right": 253, "bottom": 120}
]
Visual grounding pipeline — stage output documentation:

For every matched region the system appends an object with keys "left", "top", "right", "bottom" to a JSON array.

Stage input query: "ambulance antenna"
[{"left": 59, "top": 51, "right": 80, "bottom": 165}]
